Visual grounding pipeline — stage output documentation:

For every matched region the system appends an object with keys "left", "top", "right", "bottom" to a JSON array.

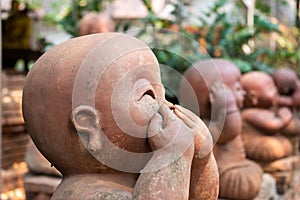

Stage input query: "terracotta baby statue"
[
  {"left": 22, "top": 33, "right": 218, "bottom": 199},
  {"left": 272, "top": 68, "right": 300, "bottom": 145},
  {"left": 179, "top": 59, "right": 263, "bottom": 200},
  {"left": 272, "top": 68, "right": 300, "bottom": 108},
  {"left": 78, "top": 12, "right": 115, "bottom": 36},
  {"left": 241, "top": 71, "right": 293, "bottom": 163},
  {"left": 25, "top": 139, "right": 61, "bottom": 176}
]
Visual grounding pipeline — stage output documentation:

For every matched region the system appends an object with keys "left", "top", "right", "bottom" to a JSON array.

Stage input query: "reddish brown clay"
[
  {"left": 78, "top": 12, "right": 115, "bottom": 36},
  {"left": 25, "top": 139, "right": 61, "bottom": 177},
  {"left": 272, "top": 69, "right": 300, "bottom": 138},
  {"left": 241, "top": 71, "right": 293, "bottom": 163},
  {"left": 22, "top": 33, "right": 218, "bottom": 199},
  {"left": 272, "top": 68, "right": 300, "bottom": 108},
  {"left": 179, "top": 59, "right": 263, "bottom": 200}
]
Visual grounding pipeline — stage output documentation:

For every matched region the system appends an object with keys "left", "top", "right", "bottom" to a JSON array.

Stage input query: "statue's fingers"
[
  {"left": 158, "top": 104, "right": 177, "bottom": 128},
  {"left": 148, "top": 113, "right": 163, "bottom": 138},
  {"left": 173, "top": 107, "right": 194, "bottom": 128}
]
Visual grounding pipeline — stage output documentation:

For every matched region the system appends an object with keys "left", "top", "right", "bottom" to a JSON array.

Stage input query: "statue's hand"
[
  {"left": 173, "top": 105, "right": 213, "bottom": 159},
  {"left": 138, "top": 104, "right": 195, "bottom": 200},
  {"left": 210, "top": 82, "right": 237, "bottom": 112},
  {"left": 148, "top": 104, "right": 194, "bottom": 160},
  {"left": 210, "top": 82, "right": 226, "bottom": 109},
  {"left": 278, "top": 107, "right": 292, "bottom": 125}
]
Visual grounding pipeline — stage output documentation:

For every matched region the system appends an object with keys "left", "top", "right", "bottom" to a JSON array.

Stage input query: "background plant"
[
  {"left": 199, "top": 0, "right": 300, "bottom": 73},
  {"left": 59, "top": 0, "right": 112, "bottom": 36},
  {"left": 137, "top": 0, "right": 300, "bottom": 100},
  {"left": 25, "top": 0, "right": 300, "bottom": 74}
]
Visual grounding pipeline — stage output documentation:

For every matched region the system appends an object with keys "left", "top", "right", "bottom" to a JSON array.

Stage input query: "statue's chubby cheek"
[{"left": 130, "top": 94, "right": 160, "bottom": 127}]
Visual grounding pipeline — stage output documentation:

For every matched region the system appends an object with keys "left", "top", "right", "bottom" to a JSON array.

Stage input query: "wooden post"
[
  {"left": 243, "top": 0, "right": 256, "bottom": 48},
  {"left": 297, "top": 0, "right": 300, "bottom": 28},
  {"left": 72, "top": 0, "right": 78, "bottom": 21}
]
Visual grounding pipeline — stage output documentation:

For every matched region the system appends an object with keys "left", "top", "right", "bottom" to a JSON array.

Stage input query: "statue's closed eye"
[{"left": 142, "top": 90, "right": 155, "bottom": 99}]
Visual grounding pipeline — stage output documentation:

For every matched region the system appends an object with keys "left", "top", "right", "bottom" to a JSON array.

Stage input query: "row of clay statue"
[
  {"left": 22, "top": 33, "right": 300, "bottom": 200},
  {"left": 180, "top": 59, "right": 300, "bottom": 199}
]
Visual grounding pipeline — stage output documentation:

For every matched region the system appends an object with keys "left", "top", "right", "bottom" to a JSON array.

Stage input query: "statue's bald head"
[
  {"left": 22, "top": 33, "right": 161, "bottom": 175},
  {"left": 241, "top": 71, "right": 278, "bottom": 108},
  {"left": 272, "top": 68, "right": 297, "bottom": 95},
  {"left": 179, "top": 59, "right": 241, "bottom": 118}
]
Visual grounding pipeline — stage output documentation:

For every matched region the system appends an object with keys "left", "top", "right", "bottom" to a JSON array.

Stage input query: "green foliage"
[
  {"left": 199, "top": 0, "right": 300, "bottom": 74},
  {"left": 256, "top": 2, "right": 271, "bottom": 14},
  {"left": 264, "top": 27, "right": 300, "bottom": 72},
  {"left": 24, "top": 0, "right": 42, "bottom": 10},
  {"left": 22, "top": 0, "right": 70, "bottom": 23},
  {"left": 44, "top": 0, "right": 70, "bottom": 23},
  {"left": 150, "top": 37, "right": 205, "bottom": 99},
  {"left": 256, "top": 0, "right": 288, "bottom": 15},
  {"left": 59, "top": 0, "right": 112, "bottom": 36},
  {"left": 253, "top": 13, "right": 279, "bottom": 32},
  {"left": 138, "top": 0, "right": 300, "bottom": 78},
  {"left": 138, "top": 0, "right": 200, "bottom": 73},
  {"left": 136, "top": 1, "right": 205, "bottom": 100},
  {"left": 197, "top": 0, "right": 284, "bottom": 73},
  {"left": 151, "top": 37, "right": 205, "bottom": 74},
  {"left": 54, "top": 0, "right": 299, "bottom": 75}
]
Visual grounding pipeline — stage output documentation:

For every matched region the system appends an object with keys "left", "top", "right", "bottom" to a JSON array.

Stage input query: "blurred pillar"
[
  {"left": 243, "top": 0, "right": 256, "bottom": 48},
  {"left": 72, "top": 0, "right": 78, "bottom": 21},
  {"left": 297, "top": 0, "right": 300, "bottom": 27}
]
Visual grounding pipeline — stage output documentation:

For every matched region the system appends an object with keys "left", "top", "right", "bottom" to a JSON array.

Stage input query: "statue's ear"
[
  {"left": 248, "top": 90, "right": 258, "bottom": 105},
  {"left": 70, "top": 105, "right": 102, "bottom": 152}
]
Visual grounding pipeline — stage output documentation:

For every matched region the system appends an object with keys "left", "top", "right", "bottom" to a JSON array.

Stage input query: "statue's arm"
[
  {"left": 282, "top": 117, "right": 300, "bottom": 135},
  {"left": 189, "top": 152, "right": 219, "bottom": 200},
  {"left": 242, "top": 108, "right": 292, "bottom": 133},
  {"left": 173, "top": 105, "right": 219, "bottom": 200},
  {"left": 133, "top": 104, "right": 193, "bottom": 200},
  {"left": 133, "top": 152, "right": 192, "bottom": 200},
  {"left": 277, "top": 95, "right": 293, "bottom": 107},
  {"left": 209, "top": 83, "right": 241, "bottom": 144}
]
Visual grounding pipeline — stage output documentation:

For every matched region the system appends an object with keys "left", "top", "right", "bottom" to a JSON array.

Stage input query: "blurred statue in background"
[
  {"left": 241, "top": 71, "right": 295, "bottom": 193},
  {"left": 179, "top": 59, "right": 263, "bottom": 200},
  {"left": 272, "top": 68, "right": 300, "bottom": 108},
  {"left": 2, "top": 0, "right": 31, "bottom": 49},
  {"left": 241, "top": 71, "right": 293, "bottom": 163},
  {"left": 78, "top": 12, "right": 115, "bottom": 36},
  {"left": 272, "top": 69, "right": 300, "bottom": 154},
  {"left": 2, "top": 0, "right": 37, "bottom": 72}
]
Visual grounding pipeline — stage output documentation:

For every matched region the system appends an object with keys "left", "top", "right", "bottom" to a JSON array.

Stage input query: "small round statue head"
[
  {"left": 179, "top": 58, "right": 244, "bottom": 119},
  {"left": 241, "top": 71, "right": 278, "bottom": 108},
  {"left": 78, "top": 12, "right": 115, "bottom": 36},
  {"left": 22, "top": 33, "right": 165, "bottom": 175},
  {"left": 272, "top": 68, "right": 297, "bottom": 95}
]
